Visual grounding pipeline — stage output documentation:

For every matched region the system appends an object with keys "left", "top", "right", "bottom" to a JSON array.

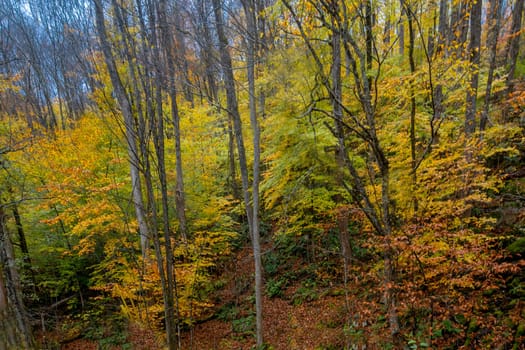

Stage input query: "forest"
[{"left": 0, "top": 0, "right": 524, "bottom": 348}]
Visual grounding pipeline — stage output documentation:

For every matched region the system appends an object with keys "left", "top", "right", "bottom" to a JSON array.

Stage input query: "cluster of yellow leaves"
[{"left": 13, "top": 114, "right": 128, "bottom": 256}]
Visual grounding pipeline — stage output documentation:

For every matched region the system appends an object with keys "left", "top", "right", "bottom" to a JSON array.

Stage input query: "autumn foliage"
[{"left": 0, "top": 0, "right": 524, "bottom": 349}]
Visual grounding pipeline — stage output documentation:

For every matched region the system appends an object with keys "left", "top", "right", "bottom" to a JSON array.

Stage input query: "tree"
[
  {"left": 282, "top": 0, "right": 401, "bottom": 335},
  {"left": 92, "top": 0, "right": 150, "bottom": 260},
  {"left": 93, "top": 1, "right": 178, "bottom": 348},
  {"left": 0, "top": 206, "right": 33, "bottom": 349},
  {"left": 506, "top": 0, "right": 524, "bottom": 91},
  {"left": 240, "top": 0, "right": 264, "bottom": 344},
  {"left": 212, "top": 0, "right": 253, "bottom": 236},
  {"left": 158, "top": 0, "right": 189, "bottom": 242},
  {"left": 481, "top": 0, "right": 503, "bottom": 132},
  {"left": 465, "top": 0, "right": 482, "bottom": 136}
]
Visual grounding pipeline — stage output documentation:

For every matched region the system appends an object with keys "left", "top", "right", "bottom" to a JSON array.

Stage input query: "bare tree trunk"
[
  {"left": 365, "top": 0, "right": 373, "bottom": 68},
  {"left": 241, "top": 0, "right": 264, "bottom": 344},
  {"left": 404, "top": 0, "right": 418, "bottom": 212},
  {"left": 108, "top": 0, "right": 150, "bottom": 260},
  {"left": 173, "top": 0, "right": 194, "bottom": 105},
  {"left": 506, "top": 0, "right": 524, "bottom": 92},
  {"left": 449, "top": 0, "right": 469, "bottom": 57},
  {"left": 152, "top": 1, "right": 183, "bottom": 346},
  {"left": 197, "top": 0, "right": 219, "bottom": 104},
  {"left": 212, "top": 0, "right": 253, "bottom": 233},
  {"left": 158, "top": 0, "right": 189, "bottom": 242},
  {"left": 12, "top": 206, "right": 30, "bottom": 266},
  {"left": 437, "top": 0, "right": 449, "bottom": 55},
  {"left": 465, "top": 0, "right": 482, "bottom": 136},
  {"left": 330, "top": 11, "right": 352, "bottom": 318},
  {"left": 0, "top": 207, "right": 33, "bottom": 349},
  {"left": 93, "top": 2, "right": 178, "bottom": 349},
  {"left": 481, "top": 0, "right": 502, "bottom": 132},
  {"left": 399, "top": 0, "right": 405, "bottom": 56}
]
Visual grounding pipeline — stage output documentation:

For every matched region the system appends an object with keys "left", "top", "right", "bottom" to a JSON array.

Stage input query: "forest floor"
[
  {"left": 51, "top": 244, "right": 352, "bottom": 350},
  {"left": 178, "top": 245, "right": 348, "bottom": 350},
  {"left": 46, "top": 219, "right": 525, "bottom": 350}
]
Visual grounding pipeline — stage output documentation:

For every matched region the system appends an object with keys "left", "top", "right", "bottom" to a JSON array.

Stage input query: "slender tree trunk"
[
  {"left": 399, "top": 0, "right": 405, "bottom": 56},
  {"left": 465, "top": 0, "right": 482, "bottom": 136},
  {"left": 172, "top": 0, "right": 194, "bottom": 105},
  {"left": 93, "top": 2, "right": 177, "bottom": 349},
  {"left": 449, "top": 0, "right": 469, "bottom": 57},
  {"left": 152, "top": 1, "right": 183, "bottom": 346},
  {"left": 198, "top": 0, "right": 219, "bottom": 104},
  {"left": 12, "top": 206, "right": 30, "bottom": 265},
  {"left": 143, "top": 156, "right": 179, "bottom": 350},
  {"left": 365, "top": 0, "right": 373, "bottom": 68},
  {"left": 241, "top": 0, "right": 264, "bottom": 344},
  {"left": 404, "top": 0, "right": 418, "bottom": 212},
  {"left": 481, "top": 0, "right": 502, "bottom": 132},
  {"left": 109, "top": 0, "right": 150, "bottom": 260},
  {"left": 212, "top": 0, "right": 253, "bottom": 233},
  {"left": 431, "top": 0, "right": 447, "bottom": 143},
  {"left": 159, "top": 0, "right": 189, "bottom": 242},
  {"left": 330, "top": 12, "right": 352, "bottom": 308},
  {"left": 506, "top": 0, "right": 524, "bottom": 92},
  {"left": 227, "top": 114, "right": 240, "bottom": 201},
  {"left": 0, "top": 207, "right": 33, "bottom": 349}
]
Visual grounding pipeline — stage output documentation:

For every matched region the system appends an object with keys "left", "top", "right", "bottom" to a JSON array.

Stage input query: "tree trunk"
[
  {"left": 481, "top": 0, "right": 502, "bottom": 132},
  {"left": 465, "top": 0, "right": 482, "bottom": 136},
  {"left": 12, "top": 206, "right": 30, "bottom": 266},
  {"left": 506, "top": 0, "right": 524, "bottom": 92},
  {"left": 197, "top": 0, "right": 219, "bottom": 104},
  {"left": 330, "top": 12, "right": 352, "bottom": 309},
  {"left": 404, "top": 0, "right": 418, "bottom": 212},
  {"left": 158, "top": 0, "right": 189, "bottom": 242},
  {"left": 212, "top": 0, "right": 253, "bottom": 233},
  {"left": 449, "top": 0, "right": 469, "bottom": 57},
  {"left": 437, "top": 0, "right": 449, "bottom": 55},
  {"left": 93, "top": 2, "right": 178, "bottom": 349},
  {"left": 0, "top": 207, "right": 33, "bottom": 349},
  {"left": 175, "top": 3, "right": 194, "bottom": 105},
  {"left": 108, "top": 0, "right": 150, "bottom": 260},
  {"left": 282, "top": 0, "right": 400, "bottom": 336},
  {"left": 365, "top": 0, "right": 373, "bottom": 68},
  {"left": 398, "top": 0, "right": 405, "bottom": 56},
  {"left": 214, "top": 0, "right": 262, "bottom": 344},
  {"left": 241, "top": 0, "right": 264, "bottom": 344}
]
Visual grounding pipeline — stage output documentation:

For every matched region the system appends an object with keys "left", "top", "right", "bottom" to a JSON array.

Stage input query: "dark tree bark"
[
  {"left": 0, "top": 207, "right": 33, "bottom": 349},
  {"left": 12, "top": 205, "right": 30, "bottom": 265},
  {"left": 329, "top": 3, "right": 352, "bottom": 309},
  {"left": 449, "top": 0, "right": 469, "bottom": 57},
  {"left": 158, "top": 0, "right": 189, "bottom": 242},
  {"left": 506, "top": 0, "right": 524, "bottom": 92},
  {"left": 403, "top": 0, "right": 418, "bottom": 212},
  {"left": 481, "top": 0, "right": 502, "bottom": 132},
  {"left": 465, "top": 0, "right": 482, "bottom": 136},
  {"left": 212, "top": 0, "right": 253, "bottom": 233},
  {"left": 365, "top": 0, "right": 373, "bottom": 68},
  {"left": 399, "top": 0, "right": 405, "bottom": 56},
  {"left": 195, "top": 0, "right": 219, "bottom": 104},
  {"left": 172, "top": 0, "right": 194, "bottom": 105}
]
